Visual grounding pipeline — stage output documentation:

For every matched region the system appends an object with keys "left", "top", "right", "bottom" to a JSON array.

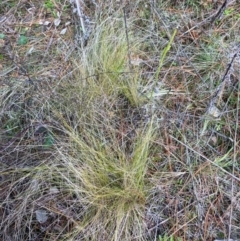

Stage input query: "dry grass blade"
[{"left": 228, "top": 80, "right": 240, "bottom": 240}]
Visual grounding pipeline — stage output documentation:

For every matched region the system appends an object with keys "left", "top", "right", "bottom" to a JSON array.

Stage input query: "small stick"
[
  {"left": 208, "top": 48, "right": 239, "bottom": 109},
  {"left": 75, "top": 0, "right": 86, "bottom": 35},
  {"left": 210, "top": 0, "right": 229, "bottom": 24}
]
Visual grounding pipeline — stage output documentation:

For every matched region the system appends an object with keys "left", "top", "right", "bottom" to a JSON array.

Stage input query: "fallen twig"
[{"left": 75, "top": 0, "right": 86, "bottom": 35}]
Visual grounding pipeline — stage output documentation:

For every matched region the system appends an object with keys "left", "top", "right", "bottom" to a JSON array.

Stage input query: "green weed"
[
  {"left": 44, "top": 0, "right": 54, "bottom": 11},
  {"left": 158, "top": 235, "right": 182, "bottom": 241}
]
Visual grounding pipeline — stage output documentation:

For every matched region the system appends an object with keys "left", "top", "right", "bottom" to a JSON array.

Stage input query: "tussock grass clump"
[
  {"left": 71, "top": 16, "right": 146, "bottom": 107},
  {"left": 54, "top": 120, "right": 154, "bottom": 241}
]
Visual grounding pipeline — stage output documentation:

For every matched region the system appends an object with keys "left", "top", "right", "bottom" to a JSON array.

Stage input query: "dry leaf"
[
  {"left": 60, "top": 28, "right": 67, "bottom": 35},
  {"left": 54, "top": 18, "right": 61, "bottom": 26},
  {"left": 208, "top": 105, "right": 221, "bottom": 118},
  {"left": 35, "top": 209, "right": 48, "bottom": 224}
]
